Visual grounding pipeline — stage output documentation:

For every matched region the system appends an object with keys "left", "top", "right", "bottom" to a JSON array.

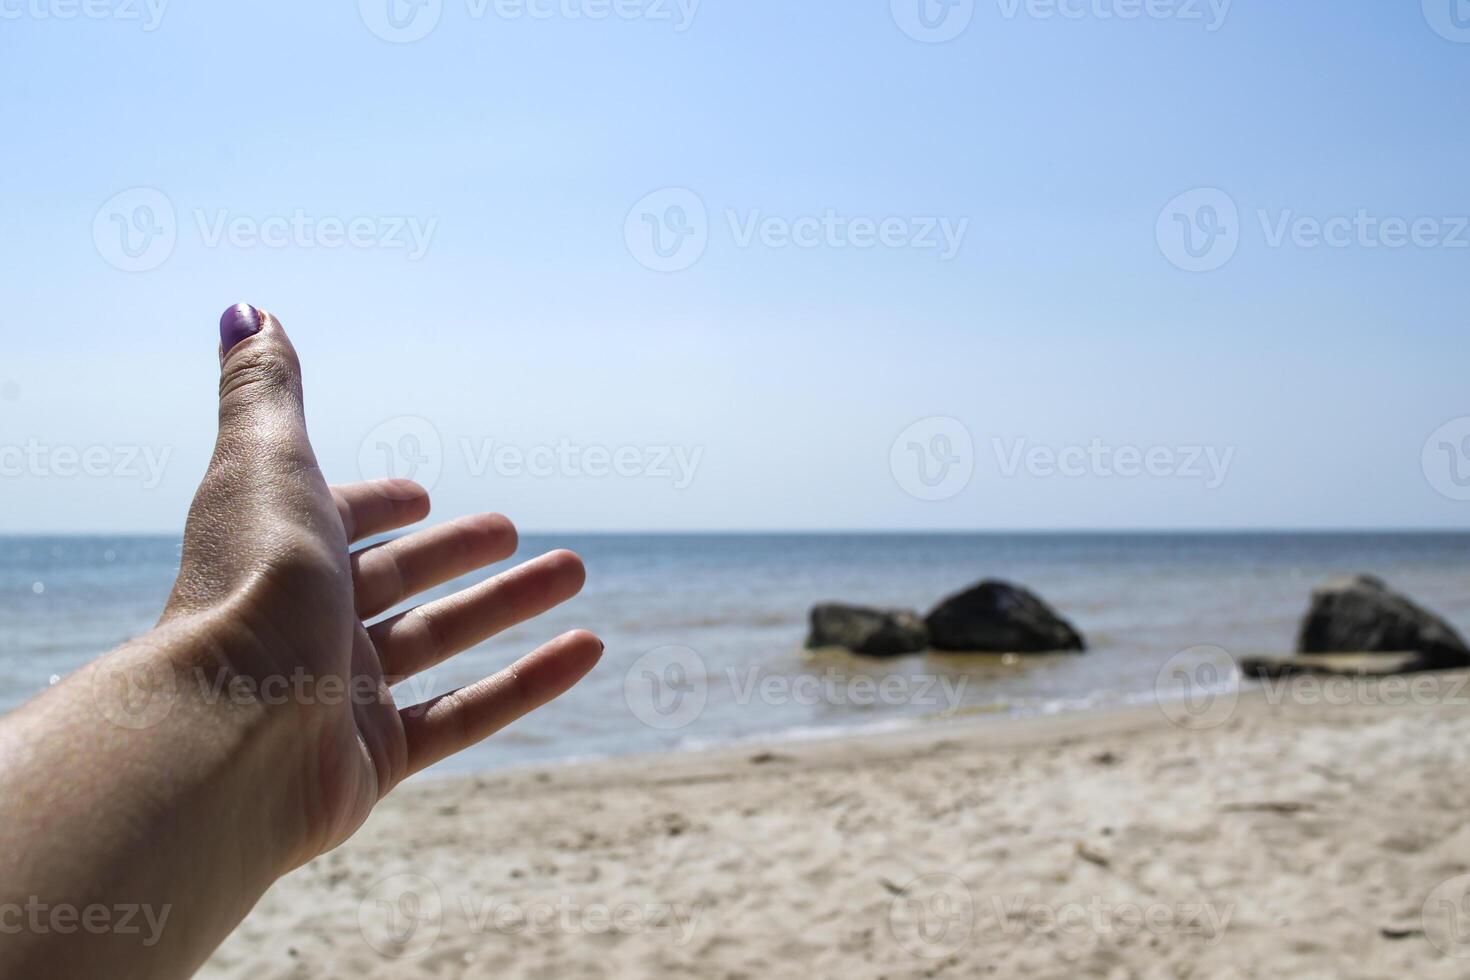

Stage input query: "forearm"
[{"left": 0, "top": 618, "right": 309, "bottom": 979}]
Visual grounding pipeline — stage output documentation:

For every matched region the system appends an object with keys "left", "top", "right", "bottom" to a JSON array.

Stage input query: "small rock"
[{"left": 806, "top": 603, "right": 928, "bottom": 656}]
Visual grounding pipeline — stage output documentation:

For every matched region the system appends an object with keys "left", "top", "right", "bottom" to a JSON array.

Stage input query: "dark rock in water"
[
  {"left": 925, "top": 580, "right": 1085, "bottom": 653},
  {"left": 1293, "top": 574, "right": 1470, "bottom": 671},
  {"left": 806, "top": 604, "right": 928, "bottom": 656}
]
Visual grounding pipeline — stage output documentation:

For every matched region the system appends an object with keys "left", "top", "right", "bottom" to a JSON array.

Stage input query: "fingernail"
[{"left": 219, "top": 303, "right": 262, "bottom": 354}]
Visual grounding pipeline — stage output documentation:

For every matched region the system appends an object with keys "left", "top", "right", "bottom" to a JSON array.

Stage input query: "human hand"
[{"left": 158, "top": 304, "right": 602, "bottom": 866}]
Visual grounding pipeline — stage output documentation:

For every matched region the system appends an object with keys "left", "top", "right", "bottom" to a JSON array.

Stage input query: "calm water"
[{"left": 2, "top": 533, "right": 1468, "bottom": 772}]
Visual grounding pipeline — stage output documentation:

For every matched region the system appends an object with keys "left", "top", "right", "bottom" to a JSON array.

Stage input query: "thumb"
[
  {"left": 217, "top": 303, "right": 309, "bottom": 444},
  {"left": 165, "top": 305, "right": 335, "bottom": 616},
  {"left": 211, "top": 303, "right": 328, "bottom": 506}
]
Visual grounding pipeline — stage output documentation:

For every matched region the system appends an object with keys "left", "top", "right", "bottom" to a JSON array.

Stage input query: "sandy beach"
[{"left": 200, "top": 677, "right": 1470, "bottom": 979}]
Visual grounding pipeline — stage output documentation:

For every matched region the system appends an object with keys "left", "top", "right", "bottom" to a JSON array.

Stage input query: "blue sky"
[{"left": 1, "top": 0, "right": 1468, "bottom": 532}]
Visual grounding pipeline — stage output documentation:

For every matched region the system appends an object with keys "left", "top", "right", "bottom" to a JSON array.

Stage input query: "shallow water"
[{"left": 2, "top": 533, "right": 1467, "bottom": 771}]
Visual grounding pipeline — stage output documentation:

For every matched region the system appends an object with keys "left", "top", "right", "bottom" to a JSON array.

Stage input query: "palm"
[{"left": 284, "top": 481, "right": 595, "bottom": 858}]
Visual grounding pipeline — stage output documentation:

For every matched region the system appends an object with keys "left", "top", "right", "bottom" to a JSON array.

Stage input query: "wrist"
[{"left": 85, "top": 615, "right": 320, "bottom": 881}]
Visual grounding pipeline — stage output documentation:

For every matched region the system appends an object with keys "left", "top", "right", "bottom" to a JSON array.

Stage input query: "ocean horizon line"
[{"left": 2, "top": 527, "right": 1468, "bottom": 539}]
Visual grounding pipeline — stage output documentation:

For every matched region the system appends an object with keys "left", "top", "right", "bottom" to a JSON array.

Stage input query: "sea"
[{"left": 2, "top": 533, "right": 1467, "bottom": 773}]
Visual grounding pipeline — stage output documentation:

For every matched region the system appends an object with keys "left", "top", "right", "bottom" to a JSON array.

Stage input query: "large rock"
[
  {"left": 925, "top": 580, "right": 1085, "bottom": 653},
  {"left": 1294, "top": 574, "right": 1470, "bottom": 670},
  {"left": 806, "top": 604, "right": 928, "bottom": 657}
]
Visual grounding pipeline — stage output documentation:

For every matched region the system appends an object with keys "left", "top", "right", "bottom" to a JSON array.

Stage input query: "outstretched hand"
[
  {"left": 165, "top": 304, "right": 602, "bottom": 861},
  {"left": 0, "top": 304, "right": 602, "bottom": 980}
]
